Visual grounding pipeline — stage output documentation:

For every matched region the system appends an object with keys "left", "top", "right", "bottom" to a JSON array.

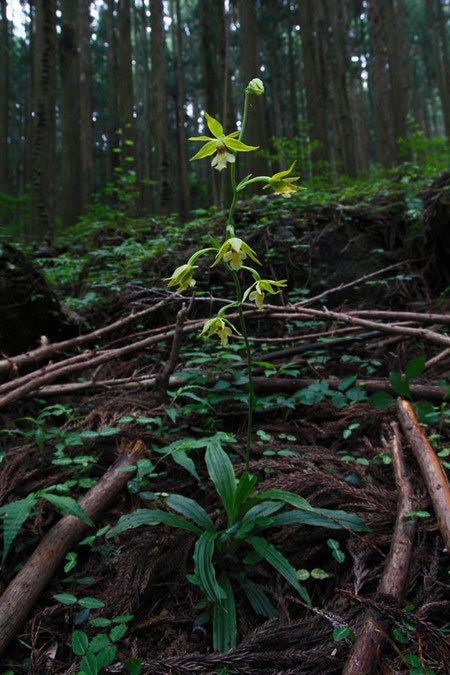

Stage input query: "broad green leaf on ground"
[
  {"left": 205, "top": 441, "right": 236, "bottom": 523},
  {"left": 165, "top": 494, "right": 215, "bottom": 532},
  {"left": 213, "top": 572, "right": 237, "bottom": 651},
  {"left": 0, "top": 494, "right": 37, "bottom": 561},
  {"left": 248, "top": 536, "right": 310, "bottom": 605},
  {"left": 193, "top": 531, "right": 225, "bottom": 604},
  {"left": 41, "top": 493, "right": 94, "bottom": 526},
  {"left": 107, "top": 509, "right": 202, "bottom": 538}
]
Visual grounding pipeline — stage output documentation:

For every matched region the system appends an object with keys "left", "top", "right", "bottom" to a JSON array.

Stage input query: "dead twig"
[
  {"left": 0, "top": 439, "right": 147, "bottom": 657},
  {"left": 0, "top": 298, "right": 171, "bottom": 378},
  {"left": 396, "top": 398, "right": 450, "bottom": 552},
  {"left": 343, "top": 423, "right": 416, "bottom": 675}
]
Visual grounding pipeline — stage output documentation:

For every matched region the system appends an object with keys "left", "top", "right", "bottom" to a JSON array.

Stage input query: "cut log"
[
  {"left": 343, "top": 423, "right": 416, "bottom": 674},
  {"left": 397, "top": 398, "right": 450, "bottom": 552},
  {"left": 0, "top": 439, "right": 146, "bottom": 657}
]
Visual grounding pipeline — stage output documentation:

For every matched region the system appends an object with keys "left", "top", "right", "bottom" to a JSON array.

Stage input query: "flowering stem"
[
  {"left": 225, "top": 90, "right": 255, "bottom": 472},
  {"left": 230, "top": 269, "right": 254, "bottom": 472}
]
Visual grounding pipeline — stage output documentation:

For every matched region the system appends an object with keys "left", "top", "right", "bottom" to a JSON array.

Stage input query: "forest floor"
[{"left": 0, "top": 173, "right": 449, "bottom": 674}]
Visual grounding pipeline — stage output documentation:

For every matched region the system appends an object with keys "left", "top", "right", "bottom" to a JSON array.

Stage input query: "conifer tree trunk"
[
  {"left": 136, "top": 1, "right": 152, "bottom": 212},
  {"left": 426, "top": 0, "right": 450, "bottom": 137},
  {"left": 238, "top": 0, "right": 269, "bottom": 178},
  {"left": 171, "top": 0, "right": 190, "bottom": 221},
  {"left": 297, "top": 0, "right": 329, "bottom": 171},
  {"left": 60, "top": 0, "right": 81, "bottom": 228},
  {"left": 367, "top": 0, "right": 396, "bottom": 168},
  {"left": 150, "top": 0, "right": 172, "bottom": 214},
  {"left": 30, "top": 0, "right": 56, "bottom": 239},
  {"left": 0, "top": 0, "right": 9, "bottom": 197},
  {"left": 106, "top": 0, "right": 120, "bottom": 183},
  {"left": 79, "top": 0, "right": 94, "bottom": 209},
  {"left": 382, "top": 0, "right": 409, "bottom": 160},
  {"left": 118, "top": 0, "right": 135, "bottom": 173}
]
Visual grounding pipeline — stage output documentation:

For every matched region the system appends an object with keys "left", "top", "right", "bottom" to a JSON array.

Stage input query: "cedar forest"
[{"left": 0, "top": 1, "right": 449, "bottom": 673}]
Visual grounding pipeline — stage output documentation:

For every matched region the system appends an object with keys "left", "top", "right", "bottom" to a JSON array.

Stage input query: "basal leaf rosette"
[{"left": 189, "top": 112, "right": 258, "bottom": 172}]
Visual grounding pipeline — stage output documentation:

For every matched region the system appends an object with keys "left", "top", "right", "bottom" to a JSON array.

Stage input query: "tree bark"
[
  {"left": 171, "top": 0, "right": 191, "bottom": 222},
  {"left": 343, "top": 424, "right": 416, "bottom": 675},
  {"left": 397, "top": 399, "right": 450, "bottom": 552},
  {"left": 60, "top": 0, "right": 81, "bottom": 228},
  {"left": 367, "top": 0, "right": 396, "bottom": 168},
  {"left": 0, "top": 440, "right": 147, "bottom": 658},
  {"left": 0, "top": 0, "right": 9, "bottom": 197},
  {"left": 30, "top": 0, "right": 57, "bottom": 239},
  {"left": 238, "top": 0, "right": 269, "bottom": 177},
  {"left": 79, "top": 0, "right": 94, "bottom": 209},
  {"left": 118, "top": 0, "right": 135, "bottom": 173},
  {"left": 150, "top": 0, "right": 172, "bottom": 214},
  {"left": 298, "top": 0, "right": 329, "bottom": 171},
  {"left": 106, "top": 0, "right": 120, "bottom": 183}
]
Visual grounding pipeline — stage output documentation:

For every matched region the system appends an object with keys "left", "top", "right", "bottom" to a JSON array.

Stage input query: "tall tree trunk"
[
  {"left": 330, "top": 0, "right": 358, "bottom": 177},
  {"left": 298, "top": 0, "right": 330, "bottom": 172},
  {"left": 396, "top": 0, "right": 423, "bottom": 130},
  {"left": 367, "top": 0, "right": 396, "bottom": 168},
  {"left": 0, "top": 0, "right": 9, "bottom": 197},
  {"left": 426, "top": 0, "right": 450, "bottom": 137},
  {"left": 171, "top": 0, "right": 190, "bottom": 222},
  {"left": 60, "top": 0, "right": 81, "bottom": 229},
  {"left": 150, "top": 0, "right": 171, "bottom": 214},
  {"left": 79, "top": 0, "right": 94, "bottom": 209},
  {"left": 30, "top": 0, "right": 56, "bottom": 239},
  {"left": 382, "top": 0, "right": 409, "bottom": 160},
  {"left": 135, "top": 1, "right": 152, "bottom": 212},
  {"left": 106, "top": 0, "right": 120, "bottom": 183},
  {"left": 118, "top": 0, "right": 135, "bottom": 174},
  {"left": 238, "top": 0, "right": 269, "bottom": 178}
]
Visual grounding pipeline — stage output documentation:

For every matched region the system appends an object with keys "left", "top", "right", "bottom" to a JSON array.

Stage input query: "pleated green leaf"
[
  {"left": 107, "top": 508, "right": 202, "bottom": 538},
  {"left": 205, "top": 442, "right": 236, "bottom": 523},
  {"left": 165, "top": 494, "right": 215, "bottom": 532},
  {"left": 193, "top": 531, "right": 225, "bottom": 604},
  {"left": 1, "top": 494, "right": 37, "bottom": 561},
  {"left": 248, "top": 536, "right": 310, "bottom": 605},
  {"left": 41, "top": 493, "right": 94, "bottom": 526},
  {"left": 213, "top": 573, "right": 237, "bottom": 651}
]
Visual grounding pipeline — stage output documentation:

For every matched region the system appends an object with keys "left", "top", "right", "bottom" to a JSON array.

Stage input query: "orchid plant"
[
  {"left": 165, "top": 77, "right": 303, "bottom": 470},
  {"left": 108, "top": 79, "right": 366, "bottom": 652}
]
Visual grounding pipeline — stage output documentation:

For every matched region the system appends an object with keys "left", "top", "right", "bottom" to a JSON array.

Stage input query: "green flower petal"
[
  {"left": 190, "top": 140, "right": 219, "bottom": 161},
  {"left": 205, "top": 112, "right": 224, "bottom": 140},
  {"left": 224, "top": 137, "right": 259, "bottom": 153}
]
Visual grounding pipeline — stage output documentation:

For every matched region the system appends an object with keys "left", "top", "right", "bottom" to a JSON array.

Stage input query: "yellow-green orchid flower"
[
  {"left": 200, "top": 316, "right": 241, "bottom": 346},
  {"left": 244, "top": 279, "right": 287, "bottom": 309},
  {"left": 211, "top": 237, "right": 261, "bottom": 271},
  {"left": 189, "top": 112, "right": 258, "bottom": 172},
  {"left": 164, "top": 263, "right": 198, "bottom": 293},
  {"left": 263, "top": 162, "right": 305, "bottom": 198}
]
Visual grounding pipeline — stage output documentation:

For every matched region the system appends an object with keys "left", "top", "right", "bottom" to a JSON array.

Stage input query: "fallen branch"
[
  {"left": 396, "top": 398, "right": 450, "bottom": 552},
  {"left": 27, "top": 375, "right": 449, "bottom": 403},
  {"left": 0, "top": 439, "right": 146, "bottom": 657},
  {"left": 0, "top": 297, "right": 171, "bottom": 378},
  {"left": 286, "top": 306, "right": 450, "bottom": 348},
  {"left": 0, "top": 322, "right": 204, "bottom": 409},
  {"left": 343, "top": 423, "right": 416, "bottom": 675}
]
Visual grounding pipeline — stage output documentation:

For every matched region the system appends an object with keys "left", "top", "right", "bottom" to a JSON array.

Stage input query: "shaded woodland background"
[{"left": 0, "top": 0, "right": 449, "bottom": 240}]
